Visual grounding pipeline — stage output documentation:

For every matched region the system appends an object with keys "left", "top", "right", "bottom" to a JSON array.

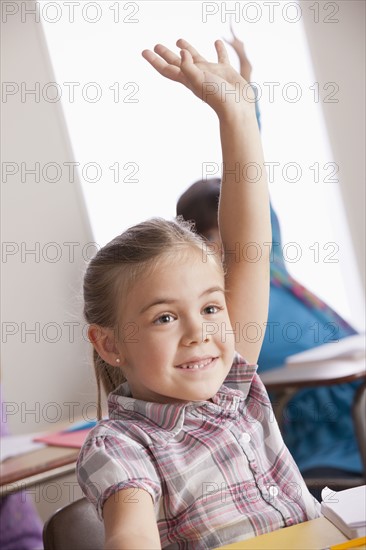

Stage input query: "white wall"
[
  {"left": 1, "top": 5, "right": 98, "bottom": 435},
  {"left": 300, "top": 0, "right": 365, "bottom": 305},
  {"left": 1, "top": 4, "right": 97, "bottom": 528}
]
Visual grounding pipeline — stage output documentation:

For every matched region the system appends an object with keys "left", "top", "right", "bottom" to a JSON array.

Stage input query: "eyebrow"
[{"left": 139, "top": 286, "right": 225, "bottom": 315}]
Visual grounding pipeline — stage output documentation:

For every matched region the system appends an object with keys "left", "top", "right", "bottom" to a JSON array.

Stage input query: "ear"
[{"left": 88, "top": 325, "right": 124, "bottom": 367}]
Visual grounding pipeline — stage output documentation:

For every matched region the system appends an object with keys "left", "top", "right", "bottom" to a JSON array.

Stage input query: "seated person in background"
[
  {"left": 176, "top": 28, "right": 362, "bottom": 492},
  {"left": 0, "top": 383, "right": 44, "bottom": 550}
]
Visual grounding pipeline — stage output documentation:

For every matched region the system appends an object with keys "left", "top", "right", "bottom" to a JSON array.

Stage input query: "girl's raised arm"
[{"left": 142, "top": 40, "right": 271, "bottom": 364}]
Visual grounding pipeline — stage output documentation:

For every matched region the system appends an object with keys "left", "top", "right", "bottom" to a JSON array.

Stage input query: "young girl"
[{"left": 76, "top": 39, "right": 320, "bottom": 549}]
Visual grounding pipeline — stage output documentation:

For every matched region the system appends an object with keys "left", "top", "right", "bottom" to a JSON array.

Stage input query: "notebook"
[
  {"left": 321, "top": 485, "right": 366, "bottom": 539},
  {"left": 33, "top": 428, "right": 92, "bottom": 448}
]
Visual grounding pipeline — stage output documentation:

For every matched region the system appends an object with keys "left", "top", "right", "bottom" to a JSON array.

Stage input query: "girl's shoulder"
[
  {"left": 224, "top": 350, "right": 258, "bottom": 394},
  {"left": 232, "top": 350, "right": 251, "bottom": 365},
  {"left": 84, "top": 417, "right": 145, "bottom": 442},
  {"left": 76, "top": 418, "right": 162, "bottom": 521}
]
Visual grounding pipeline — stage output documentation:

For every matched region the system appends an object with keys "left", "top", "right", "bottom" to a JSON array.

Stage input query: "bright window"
[{"left": 41, "top": 0, "right": 363, "bottom": 329}]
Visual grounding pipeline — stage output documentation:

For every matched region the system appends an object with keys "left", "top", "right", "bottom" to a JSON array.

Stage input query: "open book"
[{"left": 321, "top": 485, "right": 366, "bottom": 539}]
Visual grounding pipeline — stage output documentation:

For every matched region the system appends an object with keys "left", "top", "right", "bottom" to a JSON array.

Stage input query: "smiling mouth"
[{"left": 175, "top": 357, "right": 217, "bottom": 370}]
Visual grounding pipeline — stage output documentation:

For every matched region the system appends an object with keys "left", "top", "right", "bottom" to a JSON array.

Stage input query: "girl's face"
[{"left": 116, "top": 248, "right": 235, "bottom": 403}]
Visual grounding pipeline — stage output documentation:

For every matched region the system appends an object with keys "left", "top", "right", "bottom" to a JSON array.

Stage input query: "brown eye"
[
  {"left": 154, "top": 313, "right": 175, "bottom": 325},
  {"left": 202, "top": 305, "right": 222, "bottom": 315}
]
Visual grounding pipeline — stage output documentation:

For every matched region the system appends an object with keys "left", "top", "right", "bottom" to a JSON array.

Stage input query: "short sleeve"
[{"left": 76, "top": 432, "right": 161, "bottom": 521}]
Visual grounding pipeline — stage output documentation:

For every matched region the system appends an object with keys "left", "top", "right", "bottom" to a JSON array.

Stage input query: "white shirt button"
[
  {"left": 268, "top": 485, "right": 279, "bottom": 498},
  {"left": 239, "top": 433, "right": 251, "bottom": 444}
]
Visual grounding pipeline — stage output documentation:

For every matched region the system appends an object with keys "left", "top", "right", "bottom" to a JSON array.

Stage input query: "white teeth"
[{"left": 179, "top": 359, "right": 212, "bottom": 369}]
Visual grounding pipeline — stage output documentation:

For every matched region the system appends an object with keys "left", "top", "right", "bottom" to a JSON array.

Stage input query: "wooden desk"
[
  {"left": 215, "top": 516, "right": 349, "bottom": 550},
  {"left": 0, "top": 445, "right": 79, "bottom": 497},
  {"left": 0, "top": 415, "right": 104, "bottom": 498}
]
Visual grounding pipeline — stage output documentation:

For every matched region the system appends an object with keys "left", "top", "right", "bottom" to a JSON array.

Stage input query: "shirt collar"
[{"left": 107, "top": 353, "right": 258, "bottom": 444}]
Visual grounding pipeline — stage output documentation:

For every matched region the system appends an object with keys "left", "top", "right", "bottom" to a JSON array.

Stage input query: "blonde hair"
[{"left": 83, "top": 216, "right": 221, "bottom": 419}]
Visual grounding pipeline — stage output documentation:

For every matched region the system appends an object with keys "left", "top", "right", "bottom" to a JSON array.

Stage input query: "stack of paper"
[
  {"left": 287, "top": 333, "right": 365, "bottom": 364},
  {"left": 0, "top": 420, "right": 99, "bottom": 462},
  {"left": 321, "top": 485, "right": 366, "bottom": 539},
  {"left": 0, "top": 434, "right": 46, "bottom": 462}
]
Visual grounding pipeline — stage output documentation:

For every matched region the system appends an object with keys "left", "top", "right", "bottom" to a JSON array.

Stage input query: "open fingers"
[
  {"left": 215, "top": 40, "right": 229, "bottom": 64},
  {"left": 153, "top": 44, "right": 181, "bottom": 67},
  {"left": 176, "top": 38, "right": 207, "bottom": 63},
  {"left": 141, "top": 49, "right": 182, "bottom": 82},
  {"left": 179, "top": 48, "right": 204, "bottom": 87}
]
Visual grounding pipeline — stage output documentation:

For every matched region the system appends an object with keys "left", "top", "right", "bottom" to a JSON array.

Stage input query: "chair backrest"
[
  {"left": 43, "top": 498, "right": 104, "bottom": 550},
  {"left": 353, "top": 379, "right": 366, "bottom": 475}
]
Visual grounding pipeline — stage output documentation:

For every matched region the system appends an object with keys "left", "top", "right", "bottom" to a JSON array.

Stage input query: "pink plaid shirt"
[{"left": 77, "top": 353, "right": 320, "bottom": 549}]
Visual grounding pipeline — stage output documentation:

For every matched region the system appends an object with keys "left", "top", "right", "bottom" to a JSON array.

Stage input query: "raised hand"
[
  {"left": 223, "top": 23, "right": 252, "bottom": 83},
  {"left": 142, "top": 38, "right": 255, "bottom": 119}
]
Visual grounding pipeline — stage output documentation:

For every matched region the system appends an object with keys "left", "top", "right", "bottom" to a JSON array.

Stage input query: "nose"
[{"left": 181, "top": 315, "right": 210, "bottom": 346}]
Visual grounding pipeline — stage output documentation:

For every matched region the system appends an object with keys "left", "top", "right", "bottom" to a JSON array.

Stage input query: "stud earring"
[{"left": 116, "top": 357, "right": 120, "bottom": 364}]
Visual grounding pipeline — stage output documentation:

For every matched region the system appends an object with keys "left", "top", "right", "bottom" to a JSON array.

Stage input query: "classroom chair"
[{"left": 43, "top": 497, "right": 104, "bottom": 550}]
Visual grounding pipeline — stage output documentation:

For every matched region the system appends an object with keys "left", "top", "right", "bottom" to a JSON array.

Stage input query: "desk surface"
[
  {"left": 0, "top": 445, "right": 79, "bottom": 496},
  {"left": 215, "top": 516, "right": 349, "bottom": 549},
  {"left": 260, "top": 356, "right": 366, "bottom": 390}
]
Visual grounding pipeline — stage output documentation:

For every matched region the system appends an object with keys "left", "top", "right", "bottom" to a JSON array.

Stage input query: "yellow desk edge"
[{"left": 214, "top": 517, "right": 349, "bottom": 550}]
